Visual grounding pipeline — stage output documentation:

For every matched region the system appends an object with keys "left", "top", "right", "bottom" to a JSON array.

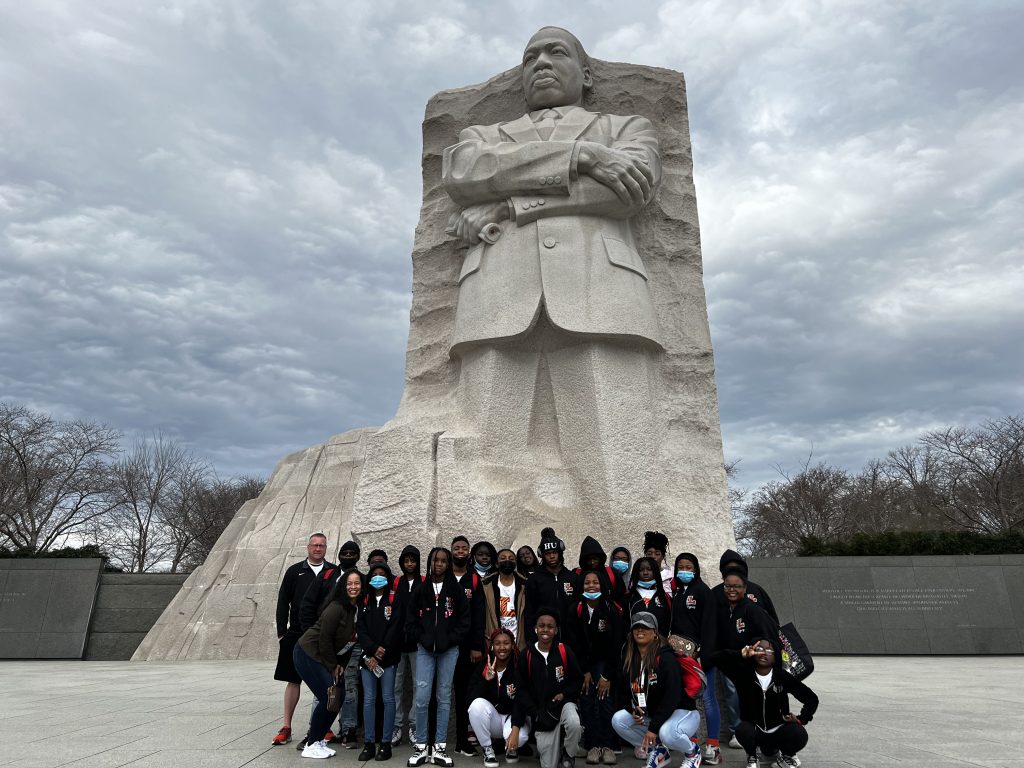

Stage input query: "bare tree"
[
  {"left": 96, "top": 435, "right": 212, "bottom": 573},
  {"left": 0, "top": 403, "right": 119, "bottom": 553},
  {"left": 176, "top": 474, "right": 265, "bottom": 572},
  {"left": 921, "top": 415, "right": 1024, "bottom": 533}
]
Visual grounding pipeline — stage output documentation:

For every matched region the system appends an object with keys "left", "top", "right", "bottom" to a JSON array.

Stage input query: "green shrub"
[{"left": 797, "top": 530, "right": 1024, "bottom": 557}]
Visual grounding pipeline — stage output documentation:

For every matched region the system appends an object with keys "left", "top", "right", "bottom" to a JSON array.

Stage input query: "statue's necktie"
[{"left": 535, "top": 109, "right": 560, "bottom": 140}]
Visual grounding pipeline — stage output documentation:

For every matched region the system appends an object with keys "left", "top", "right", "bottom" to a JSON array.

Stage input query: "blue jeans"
[
  {"left": 293, "top": 644, "right": 342, "bottom": 745},
  {"left": 611, "top": 708, "right": 699, "bottom": 756},
  {"left": 361, "top": 664, "right": 397, "bottom": 743},
  {"left": 703, "top": 666, "right": 721, "bottom": 742},
  {"left": 337, "top": 643, "right": 361, "bottom": 732},
  {"left": 394, "top": 650, "right": 418, "bottom": 732},
  {"left": 415, "top": 645, "right": 459, "bottom": 744}
]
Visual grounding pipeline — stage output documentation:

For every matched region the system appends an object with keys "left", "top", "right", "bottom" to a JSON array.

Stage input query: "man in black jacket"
[
  {"left": 520, "top": 608, "right": 584, "bottom": 768},
  {"left": 524, "top": 528, "right": 577, "bottom": 643},
  {"left": 298, "top": 539, "right": 362, "bottom": 747},
  {"left": 451, "top": 536, "right": 487, "bottom": 757},
  {"left": 271, "top": 532, "right": 333, "bottom": 746},
  {"left": 711, "top": 638, "right": 818, "bottom": 768},
  {"left": 394, "top": 544, "right": 425, "bottom": 746}
]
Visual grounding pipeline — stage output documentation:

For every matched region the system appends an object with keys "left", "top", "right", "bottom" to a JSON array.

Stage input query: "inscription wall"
[
  {"left": 749, "top": 555, "right": 1024, "bottom": 654},
  {"left": 0, "top": 558, "right": 103, "bottom": 659}
]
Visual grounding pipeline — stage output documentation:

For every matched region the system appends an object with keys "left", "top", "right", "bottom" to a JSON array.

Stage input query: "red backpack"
[{"left": 527, "top": 643, "right": 568, "bottom": 676}]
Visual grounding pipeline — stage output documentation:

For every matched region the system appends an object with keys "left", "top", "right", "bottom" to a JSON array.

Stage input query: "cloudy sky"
[{"left": 2, "top": 0, "right": 1021, "bottom": 492}]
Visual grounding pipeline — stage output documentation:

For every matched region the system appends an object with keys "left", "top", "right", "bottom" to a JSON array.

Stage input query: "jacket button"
[
  {"left": 543, "top": 237, "right": 557, "bottom": 248},
  {"left": 554, "top": 176, "right": 561, "bottom": 184},
  {"left": 540, "top": 177, "right": 548, "bottom": 185}
]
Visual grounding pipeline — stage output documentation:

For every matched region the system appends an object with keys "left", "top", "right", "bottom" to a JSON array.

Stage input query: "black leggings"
[{"left": 735, "top": 721, "right": 808, "bottom": 757}]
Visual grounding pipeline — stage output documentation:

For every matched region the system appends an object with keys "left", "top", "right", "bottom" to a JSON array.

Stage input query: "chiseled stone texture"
[
  {"left": 133, "top": 429, "right": 374, "bottom": 660},
  {"left": 349, "top": 59, "right": 735, "bottom": 566}
]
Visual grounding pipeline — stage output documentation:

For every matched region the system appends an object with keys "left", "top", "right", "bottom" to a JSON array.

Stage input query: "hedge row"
[{"left": 798, "top": 530, "right": 1024, "bottom": 557}]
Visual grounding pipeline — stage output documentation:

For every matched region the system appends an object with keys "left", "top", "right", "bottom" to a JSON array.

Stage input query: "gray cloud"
[{"left": 1, "top": 1, "right": 1021, "bottom": 493}]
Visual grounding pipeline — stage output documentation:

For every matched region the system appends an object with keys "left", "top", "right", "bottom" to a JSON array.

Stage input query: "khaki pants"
[{"left": 534, "top": 703, "right": 582, "bottom": 768}]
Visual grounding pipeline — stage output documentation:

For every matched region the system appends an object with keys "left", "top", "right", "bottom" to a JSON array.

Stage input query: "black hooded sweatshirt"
[
  {"left": 358, "top": 563, "right": 405, "bottom": 668},
  {"left": 519, "top": 640, "right": 584, "bottom": 731},
  {"left": 625, "top": 557, "right": 672, "bottom": 636},
  {"left": 572, "top": 536, "right": 627, "bottom": 608},
  {"left": 711, "top": 549, "right": 779, "bottom": 623},
  {"left": 467, "top": 657, "right": 533, "bottom": 727},
  {"left": 564, "top": 592, "right": 624, "bottom": 679},
  {"left": 670, "top": 552, "right": 717, "bottom": 666},
  {"left": 715, "top": 596, "right": 779, "bottom": 657},
  {"left": 614, "top": 644, "right": 691, "bottom": 734},
  {"left": 394, "top": 544, "right": 425, "bottom": 653},
  {"left": 524, "top": 561, "right": 576, "bottom": 642},
  {"left": 711, "top": 648, "right": 818, "bottom": 729},
  {"left": 406, "top": 548, "right": 471, "bottom": 653}
]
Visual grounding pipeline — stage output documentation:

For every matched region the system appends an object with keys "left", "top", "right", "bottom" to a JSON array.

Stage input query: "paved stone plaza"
[{"left": 0, "top": 657, "right": 1021, "bottom": 767}]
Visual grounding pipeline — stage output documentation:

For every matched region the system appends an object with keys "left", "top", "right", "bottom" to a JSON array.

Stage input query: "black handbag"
[{"left": 777, "top": 622, "right": 814, "bottom": 680}]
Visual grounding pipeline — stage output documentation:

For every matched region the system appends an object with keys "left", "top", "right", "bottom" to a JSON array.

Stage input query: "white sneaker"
[
  {"left": 301, "top": 740, "right": 332, "bottom": 759},
  {"left": 774, "top": 756, "right": 799, "bottom": 768},
  {"left": 483, "top": 746, "right": 499, "bottom": 768},
  {"left": 703, "top": 745, "right": 721, "bottom": 765},
  {"left": 728, "top": 736, "right": 742, "bottom": 750},
  {"left": 433, "top": 742, "right": 455, "bottom": 767},
  {"left": 409, "top": 744, "right": 431, "bottom": 767},
  {"left": 320, "top": 740, "right": 337, "bottom": 756},
  {"left": 393, "top": 727, "right": 404, "bottom": 746},
  {"left": 745, "top": 757, "right": 758, "bottom": 768},
  {"left": 680, "top": 749, "right": 702, "bottom": 768}
]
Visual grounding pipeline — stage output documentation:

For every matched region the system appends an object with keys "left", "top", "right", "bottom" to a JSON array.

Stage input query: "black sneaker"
[
  {"left": 559, "top": 748, "right": 576, "bottom": 768},
  {"left": 376, "top": 743, "right": 393, "bottom": 762},
  {"left": 343, "top": 729, "right": 360, "bottom": 749},
  {"left": 457, "top": 743, "right": 479, "bottom": 758},
  {"left": 296, "top": 737, "right": 309, "bottom": 752},
  {"left": 360, "top": 743, "right": 378, "bottom": 761}
]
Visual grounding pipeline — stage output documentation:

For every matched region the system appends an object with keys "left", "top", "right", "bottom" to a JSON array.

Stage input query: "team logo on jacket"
[
  {"left": 444, "top": 596, "right": 454, "bottom": 619},
  {"left": 554, "top": 665, "right": 565, "bottom": 682},
  {"left": 648, "top": 671, "right": 658, "bottom": 686},
  {"left": 384, "top": 606, "right": 392, "bottom": 620},
  {"left": 597, "top": 619, "right": 607, "bottom": 632},
  {"left": 748, "top": 594, "right": 759, "bottom": 603},
  {"left": 686, "top": 595, "right": 696, "bottom": 609},
  {"left": 563, "top": 582, "right": 574, "bottom": 596},
  {"left": 465, "top": 588, "right": 473, "bottom": 600},
  {"left": 505, "top": 683, "right": 517, "bottom": 698},
  {"left": 736, "top": 618, "right": 746, "bottom": 633}
]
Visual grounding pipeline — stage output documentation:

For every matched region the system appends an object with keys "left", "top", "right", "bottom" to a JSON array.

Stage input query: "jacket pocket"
[
  {"left": 602, "top": 235, "right": 648, "bottom": 280},
  {"left": 459, "top": 243, "right": 484, "bottom": 283}
]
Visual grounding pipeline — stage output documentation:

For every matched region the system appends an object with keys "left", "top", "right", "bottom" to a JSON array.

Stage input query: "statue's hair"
[{"left": 528, "top": 26, "right": 590, "bottom": 69}]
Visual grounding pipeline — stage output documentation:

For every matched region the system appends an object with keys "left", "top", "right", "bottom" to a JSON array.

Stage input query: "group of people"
[{"left": 274, "top": 528, "right": 818, "bottom": 768}]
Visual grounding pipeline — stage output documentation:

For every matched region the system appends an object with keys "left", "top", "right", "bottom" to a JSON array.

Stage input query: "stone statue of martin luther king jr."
[{"left": 441, "top": 27, "right": 664, "bottom": 517}]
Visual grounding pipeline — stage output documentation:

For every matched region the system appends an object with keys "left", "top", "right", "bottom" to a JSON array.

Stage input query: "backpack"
[{"left": 677, "top": 655, "right": 707, "bottom": 699}]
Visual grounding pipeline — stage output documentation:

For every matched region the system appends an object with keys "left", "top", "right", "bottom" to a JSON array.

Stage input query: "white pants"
[{"left": 467, "top": 698, "right": 531, "bottom": 748}]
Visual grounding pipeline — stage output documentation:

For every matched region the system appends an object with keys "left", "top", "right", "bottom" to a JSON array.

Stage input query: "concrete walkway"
[{"left": 0, "top": 657, "right": 1021, "bottom": 768}]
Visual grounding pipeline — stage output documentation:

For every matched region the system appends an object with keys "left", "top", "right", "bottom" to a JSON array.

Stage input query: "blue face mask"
[
  {"left": 582, "top": 591, "right": 602, "bottom": 600},
  {"left": 475, "top": 563, "right": 490, "bottom": 576},
  {"left": 369, "top": 575, "right": 388, "bottom": 590},
  {"left": 637, "top": 579, "right": 657, "bottom": 589},
  {"left": 676, "top": 571, "right": 695, "bottom": 584},
  {"left": 611, "top": 560, "right": 629, "bottom": 574}
]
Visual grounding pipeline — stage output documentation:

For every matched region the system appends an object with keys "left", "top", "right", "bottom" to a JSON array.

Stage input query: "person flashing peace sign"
[{"left": 467, "top": 628, "right": 533, "bottom": 768}]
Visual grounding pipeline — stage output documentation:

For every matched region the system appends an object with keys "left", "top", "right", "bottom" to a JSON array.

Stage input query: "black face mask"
[
  {"left": 452, "top": 555, "right": 469, "bottom": 568},
  {"left": 339, "top": 556, "right": 358, "bottom": 570},
  {"left": 497, "top": 560, "right": 517, "bottom": 574}
]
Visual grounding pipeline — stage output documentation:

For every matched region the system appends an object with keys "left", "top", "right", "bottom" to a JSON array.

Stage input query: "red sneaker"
[{"left": 271, "top": 727, "right": 292, "bottom": 745}]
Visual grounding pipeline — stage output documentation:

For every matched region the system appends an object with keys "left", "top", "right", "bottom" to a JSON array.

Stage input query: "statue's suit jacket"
[{"left": 442, "top": 106, "right": 663, "bottom": 355}]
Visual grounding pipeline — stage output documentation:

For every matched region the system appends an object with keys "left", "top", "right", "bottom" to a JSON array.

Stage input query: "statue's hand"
[
  {"left": 446, "top": 201, "right": 510, "bottom": 245},
  {"left": 577, "top": 142, "right": 654, "bottom": 208}
]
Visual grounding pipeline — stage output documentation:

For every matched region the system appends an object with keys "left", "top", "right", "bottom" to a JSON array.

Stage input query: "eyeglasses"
[
  {"left": 755, "top": 647, "right": 775, "bottom": 654},
  {"left": 723, "top": 584, "right": 745, "bottom": 591}
]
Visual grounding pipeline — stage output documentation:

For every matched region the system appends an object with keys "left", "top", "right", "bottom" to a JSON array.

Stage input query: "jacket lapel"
[
  {"left": 500, "top": 113, "right": 541, "bottom": 143},
  {"left": 549, "top": 107, "right": 598, "bottom": 141}
]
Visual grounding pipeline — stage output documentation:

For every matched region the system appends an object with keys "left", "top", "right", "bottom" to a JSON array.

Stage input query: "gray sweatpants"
[{"left": 535, "top": 703, "right": 582, "bottom": 768}]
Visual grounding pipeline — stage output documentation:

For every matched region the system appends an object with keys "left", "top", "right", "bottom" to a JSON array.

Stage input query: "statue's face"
[{"left": 521, "top": 29, "right": 592, "bottom": 110}]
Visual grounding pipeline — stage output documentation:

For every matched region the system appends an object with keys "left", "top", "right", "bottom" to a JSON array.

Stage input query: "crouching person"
[
  {"left": 520, "top": 608, "right": 583, "bottom": 768},
  {"left": 711, "top": 638, "right": 818, "bottom": 768},
  {"left": 468, "top": 628, "right": 532, "bottom": 767},
  {"left": 611, "top": 613, "right": 702, "bottom": 768}
]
